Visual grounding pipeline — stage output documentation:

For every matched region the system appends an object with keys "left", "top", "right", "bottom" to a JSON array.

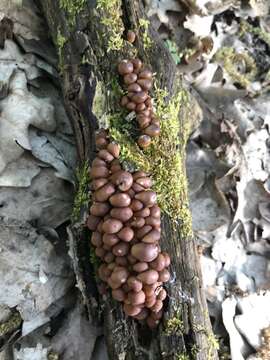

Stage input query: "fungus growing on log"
[
  {"left": 117, "top": 31, "right": 160, "bottom": 149},
  {"left": 87, "top": 129, "right": 170, "bottom": 327}
]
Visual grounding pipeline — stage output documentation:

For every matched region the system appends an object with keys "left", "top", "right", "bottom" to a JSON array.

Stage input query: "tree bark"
[{"left": 37, "top": 1, "right": 218, "bottom": 359}]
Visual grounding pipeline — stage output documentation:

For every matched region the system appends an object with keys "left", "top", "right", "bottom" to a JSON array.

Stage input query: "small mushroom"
[
  {"left": 112, "top": 242, "right": 130, "bottom": 256},
  {"left": 137, "top": 269, "right": 159, "bottom": 285},
  {"left": 91, "top": 178, "right": 108, "bottom": 190},
  {"left": 128, "top": 290, "right": 146, "bottom": 305},
  {"left": 109, "top": 193, "right": 131, "bottom": 207},
  {"left": 110, "top": 207, "right": 133, "bottom": 222},
  {"left": 132, "top": 91, "right": 148, "bottom": 104},
  {"left": 91, "top": 231, "right": 102, "bottom": 247},
  {"left": 90, "top": 166, "right": 109, "bottom": 179},
  {"left": 127, "top": 83, "right": 142, "bottom": 92},
  {"left": 124, "top": 73, "right": 137, "bottom": 85},
  {"left": 139, "top": 69, "right": 153, "bottom": 79},
  {"left": 123, "top": 304, "right": 141, "bottom": 317},
  {"left": 107, "top": 143, "right": 120, "bottom": 158},
  {"left": 138, "top": 135, "right": 151, "bottom": 149},
  {"left": 136, "top": 225, "right": 152, "bottom": 239},
  {"left": 110, "top": 170, "right": 133, "bottom": 191},
  {"left": 127, "top": 276, "right": 143, "bottom": 292},
  {"left": 118, "top": 60, "right": 134, "bottom": 75},
  {"left": 144, "top": 124, "right": 160, "bottom": 137},
  {"left": 137, "top": 78, "right": 152, "bottom": 91},
  {"left": 90, "top": 202, "right": 110, "bottom": 217},
  {"left": 142, "top": 229, "right": 160, "bottom": 244},
  {"left": 158, "top": 269, "right": 170, "bottom": 282},
  {"left": 130, "top": 199, "right": 144, "bottom": 211},
  {"left": 131, "top": 243, "right": 159, "bottom": 262},
  {"left": 98, "top": 149, "right": 115, "bottom": 162},
  {"left": 111, "top": 267, "right": 129, "bottom": 284},
  {"left": 127, "top": 30, "right": 136, "bottom": 43},
  {"left": 117, "top": 227, "right": 134, "bottom": 242},
  {"left": 149, "top": 254, "right": 166, "bottom": 272},
  {"left": 87, "top": 214, "right": 100, "bottom": 231},
  {"left": 133, "top": 262, "right": 148, "bottom": 273},
  {"left": 135, "top": 191, "right": 157, "bottom": 207},
  {"left": 95, "top": 183, "right": 115, "bottom": 202},
  {"left": 103, "top": 233, "right": 119, "bottom": 247},
  {"left": 102, "top": 218, "right": 123, "bottom": 234}
]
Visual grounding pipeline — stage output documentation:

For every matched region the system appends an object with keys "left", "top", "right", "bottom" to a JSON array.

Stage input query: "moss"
[
  {"left": 56, "top": 29, "right": 67, "bottom": 73},
  {"left": 240, "top": 20, "right": 270, "bottom": 48},
  {"left": 109, "top": 86, "right": 193, "bottom": 235},
  {"left": 215, "top": 47, "right": 257, "bottom": 88},
  {"left": 96, "top": 0, "right": 124, "bottom": 52},
  {"left": 176, "top": 353, "right": 190, "bottom": 360},
  {"left": 0, "top": 311, "right": 22, "bottom": 337},
  {"left": 71, "top": 161, "right": 90, "bottom": 221},
  {"left": 207, "top": 332, "right": 219, "bottom": 360},
  {"left": 59, "top": 0, "right": 86, "bottom": 27},
  {"left": 139, "top": 18, "right": 153, "bottom": 50},
  {"left": 165, "top": 313, "right": 184, "bottom": 336}
]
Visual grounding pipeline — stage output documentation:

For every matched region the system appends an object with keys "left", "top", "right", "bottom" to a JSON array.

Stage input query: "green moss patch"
[
  {"left": 60, "top": 0, "right": 86, "bottom": 27},
  {"left": 0, "top": 311, "right": 22, "bottom": 337},
  {"left": 72, "top": 161, "right": 90, "bottom": 222},
  {"left": 96, "top": 0, "right": 124, "bottom": 52},
  {"left": 109, "top": 86, "right": 193, "bottom": 236}
]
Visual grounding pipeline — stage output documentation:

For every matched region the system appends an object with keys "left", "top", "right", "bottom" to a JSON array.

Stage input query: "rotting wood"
[{"left": 37, "top": 1, "right": 218, "bottom": 359}]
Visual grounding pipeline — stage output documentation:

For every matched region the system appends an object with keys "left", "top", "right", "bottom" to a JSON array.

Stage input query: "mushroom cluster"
[
  {"left": 118, "top": 56, "right": 160, "bottom": 149},
  {"left": 87, "top": 129, "right": 170, "bottom": 328}
]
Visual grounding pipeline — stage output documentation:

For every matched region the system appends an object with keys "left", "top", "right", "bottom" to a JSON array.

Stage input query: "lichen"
[
  {"left": 96, "top": 0, "right": 124, "bottom": 52},
  {"left": 71, "top": 161, "right": 90, "bottom": 221},
  {"left": 165, "top": 312, "right": 184, "bottom": 336},
  {"left": 109, "top": 86, "right": 193, "bottom": 236},
  {"left": 240, "top": 20, "right": 270, "bottom": 48},
  {"left": 139, "top": 18, "right": 153, "bottom": 50},
  {"left": 56, "top": 29, "right": 67, "bottom": 73},
  {"left": 0, "top": 311, "right": 22, "bottom": 337},
  {"left": 176, "top": 353, "right": 190, "bottom": 360},
  {"left": 47, "top": 352, "right": 59, "bottom": 360},
  {"left": 215, "top": 47, "right": 257, "bottom": 88},
  {"left": 59, "top": 0, "right": 86, "bottom": 27},
  {"left": 253, "top": 326, "right": 270, "bottom": 360},
  {"left": 207, "top": 332, "right": 219, "bottom": 360}
]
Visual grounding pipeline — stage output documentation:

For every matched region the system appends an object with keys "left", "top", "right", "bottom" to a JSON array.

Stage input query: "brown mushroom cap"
[
  {"left": 162, "top": 252, "right": 171, "bottom": 267},
  {"left": 111, "top": 267, "right": 129, "bottom": 284},
  {"left": 127, "top": 276, "right": 143, "bottom": 292},
  {"left": 137, "top": 269, "right": 159, "bottom": 285},
  {"left": 130, "top": 199, "right": 144, "bottom": 211},
  {"left": 91, "top": 178, "right": 108, "bottom": 191},
  {"left": 98, "top": 149, "right": 115, "bottom": 162},
  {"left": 107, "top": 143, "right": 120, "bottom": 158},
  {"left": 135, "top": 191, "right": 157, "bottom": 207},
  {"left": 109, "top": 193, "right": 131, "bottom": 207},
  {"left": 133, "top": 262, "right": 149, "bottom": 273},
  {"left": 112, "top": 242, "right": 130, "bottom": 257},
  {"left": 102, "top": 218, "right": 123, "bottom": 234},
  {"left": 95, "top": 183, "right": 115, "bottom": 202},
  {"left": 110, "top": 207, "right": 133, "bottom": 222},
  {"left": 118, "top": 60, "right": 134, "bottom": 75},
  {"left": 144, "top": 124, "right": 160, "bottom": 137},
  {"left": 131, "top": 243, "right": 159, "bottom": 262},
  {"left": 142, "top": 229, "right": 160, "bottom": 244},
  {"left": 158, "top": 269, "right": 170, "bottom": 283},
  {"left": 90, "top": 166, "right": 109, "bottom": 179},
  {"left": 139, "top": 69, "right": 153, "bottom": 79},
  {"left": 90, "top": 202, "right": 110, "bottom": 217},
  {"left": 157, "top": 288, "right": 167, "bottom": 301},
  {"left": 91, "top": 232, "right": 102, "bottom": 247},
  {"left": 136, "top": 177, "right": 152, "bottom": 188},
  {"left": 137, "top": 78, "right": 152, "bottom": 91},
  {"left": 123, "top": 304, "right": 142, "bottom": 317},
  {"left": 137, "top": 135, "right": 151, "bottom": 149},
  {"left": 128, "top": 290, "right": 146, "bottom": 305},
  {"left": 103, "top": 233, "right": 119, "bottom": 247},
  {"left": 124, "top": 73, "right": 137, "bottom": 85},
  {"left": 127, "top": 83, "right": 142, "bottom": 93},
  {"left": 87, "top": 214, "right": 100, "bottom": 231},
  {"left": 127, "top": 30, "right": 136, "bottom": 43},
  {"left": 117, "top": 227, "right": 134, "bottom": 242},
  {"left": 132, "top": 91, "right": 148, "bottom": 104},
  {"left": 149, "top": 254, "right": 166, "bottom": 272},
  {"left": 110, "top": 170, "right": 133, "bottom": 191},
  {"left": 136, "top": 225, "right": 152, "bottom": 239},
  {"left": 151, "top": 299, "right": 163, "bottom": 313}
]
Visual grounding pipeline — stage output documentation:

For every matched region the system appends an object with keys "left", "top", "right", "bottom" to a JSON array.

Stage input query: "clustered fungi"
[
  {"left": 87, "top": 129, "right": 170, "bottom": 328},
  {"left": 117, "top": 32, "right": 160, "bottom": 149}
]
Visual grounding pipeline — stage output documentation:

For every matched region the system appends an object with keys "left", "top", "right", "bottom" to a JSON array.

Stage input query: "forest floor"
[{"left": 0, "top": 0, "right": 270, "bottom": 359}]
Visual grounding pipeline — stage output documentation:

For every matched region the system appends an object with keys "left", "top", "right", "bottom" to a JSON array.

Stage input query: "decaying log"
[{"left": 37, "top": 0, "right": 218, "bottom": 359}]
